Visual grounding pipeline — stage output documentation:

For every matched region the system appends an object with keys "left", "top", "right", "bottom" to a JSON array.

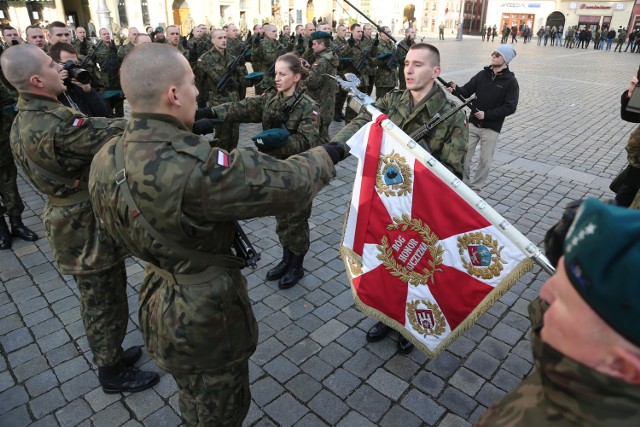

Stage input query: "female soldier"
[{"left": 205, "top": 53, "right": 320, "bottom": 289}]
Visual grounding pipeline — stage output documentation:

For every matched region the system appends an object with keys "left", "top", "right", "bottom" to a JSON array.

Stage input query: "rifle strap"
[
  {"left": 114, "top": 140, "right": 244, "bottom": 269},
  {"left": 20, "top": 143, "right": 88, "bottom": 191}
]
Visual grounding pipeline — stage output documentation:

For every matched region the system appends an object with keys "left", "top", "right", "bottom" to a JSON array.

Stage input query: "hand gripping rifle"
[
  {"left": 232, "top": 221, "right": 261, "bottom": 269},
  {"left": 216, "top": 43, "right": 251, "bottom": 93},
  {"left": 327, "top": 72, "right": 555, "bottom": 275},
  {"left": 408, "top": 94, "right": 477, "bottom": 148},
  {"left": 353, "top": 46, "right": 371, "bottom": 76}
]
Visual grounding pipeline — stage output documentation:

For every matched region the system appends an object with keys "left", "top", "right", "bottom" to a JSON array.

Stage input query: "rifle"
[
  {"left": 78, "top": 40, "right": 103, "bottom": 69},
  {"left": 232, "top": 221, "right": 261, "bottom": 269},
  {"left": 353, "top": 46, "right": 371, "bottom": 75},
  {"left": 270, "top": 88, "right": 306, "bottom": 130},
  {"left": 268, "top": 45, "right": 288, "bottom": 76},
  {"left": 216, "top": 43, "right": 251, "bottom": 93},
  {"left": 408, "top": 94, "right": 477, "bottom": 148}
]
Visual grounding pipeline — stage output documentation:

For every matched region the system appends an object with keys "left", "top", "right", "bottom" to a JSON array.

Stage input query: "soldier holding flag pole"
[{"left": 328, "top": 42, "right": 554, "bottom": 357}]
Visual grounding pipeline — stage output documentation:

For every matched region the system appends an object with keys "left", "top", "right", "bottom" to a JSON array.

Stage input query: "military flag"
[{"left": 341, "top": 114, "right": 535, "bottom": 358}]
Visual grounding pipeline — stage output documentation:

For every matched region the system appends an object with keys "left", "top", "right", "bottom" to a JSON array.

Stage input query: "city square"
[{"left": 0, "top": 35, "right": 635, "bottom": 426}]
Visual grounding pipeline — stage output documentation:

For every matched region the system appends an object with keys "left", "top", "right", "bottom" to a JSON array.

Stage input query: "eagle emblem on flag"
[{"left": 341, "top": 115, "right": 534, "bottom": 357}]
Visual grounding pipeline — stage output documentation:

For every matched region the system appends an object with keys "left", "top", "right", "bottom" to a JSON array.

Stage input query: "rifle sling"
[
  {"left": 114, "top": 140, "right": 244, "bottom": 269},
  {"left": 20, "top": 147, "right": 89, "bottom": 191}
]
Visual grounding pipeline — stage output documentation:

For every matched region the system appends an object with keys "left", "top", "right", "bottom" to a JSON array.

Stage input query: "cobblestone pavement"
[{"left": 1, "top": 36, "right": 637, "bottom": 426}]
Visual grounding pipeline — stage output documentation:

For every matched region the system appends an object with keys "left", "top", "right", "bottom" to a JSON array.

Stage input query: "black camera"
[{"left": 62, "top": 60, "right": 91, "bottom": 85}]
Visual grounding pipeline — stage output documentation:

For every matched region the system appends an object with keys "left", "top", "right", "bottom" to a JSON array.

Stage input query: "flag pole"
[{"left": 330, "top": 73, "right": 556, "bottom": 276}]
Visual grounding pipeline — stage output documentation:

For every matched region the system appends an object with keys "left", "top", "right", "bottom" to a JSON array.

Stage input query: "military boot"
[
  {"left": 266, "top": 246, "right": 292, "bottom": 281},
  {"left": 98, "top": 362, "right": 159, "bottom": 394},
  {"left": 122, "top": 346, "right": 143, "bottom": 366},
  {"left": 9, "top": 216, "right": 38, "bottom": 242},
  {"left": 0, "top": 216, "right": 11, "bottom": 250},
  {"left": 278, "top": 252, "right": 305, "bottom": 289}
]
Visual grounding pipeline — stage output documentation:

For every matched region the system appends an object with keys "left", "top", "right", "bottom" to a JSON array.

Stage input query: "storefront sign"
[
  {"left": 500, "top": 3, "right": 526, "bottom": 7},
  {"left": 579, "top": 4, "right": 612, "bottom": 9}
]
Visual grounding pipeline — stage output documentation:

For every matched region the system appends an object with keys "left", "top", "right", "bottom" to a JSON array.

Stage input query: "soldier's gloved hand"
[
  {"left": 322, "top": 141, "right": 348, "bottom": 165},
  {"left": 290, "top": 33, "right": 296, "bottom": 42},
  {"left": 189, "top": 47, "right": 198, "bottom": 63},
  {"left": 373, "top": 33, "right": 380, "bottom": 46},
  {"left": 348, "top": 36, "right": 356, "bottom": 47},
  {"left": 246, "top": 30, "right": 252, "bottom": 40},
  {"left": 252, "top": 128, "right": 290, "bottom": 152},
  {"left": 406, "top": 37, "right": 413, "bottom": 47},
  {"left": 195, "top": 107, "right": 216, "bottom": 121},
  {"left": 308, "top": 39, "right": 313, "bottom": 49},
  {"left": 297, "top": 34, "right": 304, "bottom": 46},
  {"left": 192, "top": 118, "right": 221, "bottom": 135},
  {"left": 253, "top": 35, "right": 261, "bottom": 47}
]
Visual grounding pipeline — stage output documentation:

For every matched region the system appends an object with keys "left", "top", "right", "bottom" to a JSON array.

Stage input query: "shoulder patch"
[
  {"left": 216, "top": 150, "right": 229, "bottom": 167},
  {"left": 72, "top": 118, "right": 84, "bottom": 127}
]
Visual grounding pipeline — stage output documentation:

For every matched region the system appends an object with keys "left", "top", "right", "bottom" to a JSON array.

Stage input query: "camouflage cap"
[
  {"left": 252, "top": 128, "right": 290, "bottom": 151},
  {"left": 563, "top": 198, "right": 640, "bottom": 345},
  {"left": 311, "top": 31, "right": 332, "bottom": 41}
]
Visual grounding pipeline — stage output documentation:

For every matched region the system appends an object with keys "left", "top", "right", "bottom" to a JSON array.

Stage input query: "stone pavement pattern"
[{"left": 0, "top": 38, "right": 635, "bottom": 426}]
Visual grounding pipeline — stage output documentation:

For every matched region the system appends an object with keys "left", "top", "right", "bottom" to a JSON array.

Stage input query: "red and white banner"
[{"left": 341, "top": 115, "right": 533, "bottom": 357}]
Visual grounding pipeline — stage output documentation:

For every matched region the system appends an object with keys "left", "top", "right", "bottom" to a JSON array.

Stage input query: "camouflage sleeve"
[
  {"left": 429, "top": 108, "right": 468, "bottom": 178},
  {"left": 56, "top": 113, "right": 127, "bottom": 163},
  {"left": 211, "top": 95, "right": 264, "bottom": 123},
  {"left": 251, "top": 41, "right": 264, "bottom": 64},
  {"left": 117, "top": 45, "right": 126, "bottom": 63},
  {"left": 307, "top": 58, "right": 328, "bottom": 91},
  {"left": 269, "top": 98, "right": 320, "bottom": 159},
  {"left": 199, "top": 146, "right": 335, "bottom": 221}
]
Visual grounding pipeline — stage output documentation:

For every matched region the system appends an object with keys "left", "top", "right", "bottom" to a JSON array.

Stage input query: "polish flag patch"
[
  {"left": 72, "top": 118, "right": 84, "bottom": 127},
  {"left": 217, "top": 151, "right": 229, "bottom": 167},
  {"left": 312, "top": 110, "right": 318, "bottom": 117}
]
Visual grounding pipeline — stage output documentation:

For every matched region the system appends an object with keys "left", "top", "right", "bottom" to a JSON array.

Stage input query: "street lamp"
[{"left": 456, "top": 0, "right": 464, "bottom": 40}]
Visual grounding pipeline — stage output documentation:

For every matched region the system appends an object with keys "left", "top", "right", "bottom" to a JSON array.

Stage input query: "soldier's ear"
[
  {"left": 29, "top": 74, "right": 44, "bottom": 88},
  {"left": 432, "top": 66, "right": 441, "bottom": 79},
  {"left": 168, "top": 85, "right": 182, "bottom": 107},
  {"left": 604, "top": 347, "right": 640, "bottom": 384}
]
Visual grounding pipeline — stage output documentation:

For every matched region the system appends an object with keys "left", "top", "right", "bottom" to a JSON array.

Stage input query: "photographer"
[{"left": 49, "top": 43, "right": 110, "bottom": 117}]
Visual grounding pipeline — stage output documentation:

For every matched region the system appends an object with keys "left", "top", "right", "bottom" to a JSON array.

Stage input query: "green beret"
[
  {"left": 155, "top": 26, "right": 164, "bottom": 33},
  {"left": 311, "top": 31, "right": 332, "bottom": 41},
  {"left": 375, "top": 53, "right": 392, "bottom": 60},
  {"left": 563, "top": 198, "right": 640, "bottom": 345},
  {"left": 252, "top": 128, "right": 290, "bottom": 151},
  {"left": 245, "top": 72, "right": 264, "bottom": 82}
]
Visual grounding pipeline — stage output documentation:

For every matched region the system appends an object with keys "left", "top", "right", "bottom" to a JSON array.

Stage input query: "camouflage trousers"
[
  {"left": 73, "top": 261, "right": 128, "bottom": 367},
  {"left": 275, "top": 202, "right": 312, "bottom": 255},
  {"left": 174, "top": 361, "right": 250, "bottom": 427},
  {"left": 0, "top": 160, "right": 25, "bottom": 217},
  {"left": 335, "top": 85, "right": 348, "bottom": 117}
]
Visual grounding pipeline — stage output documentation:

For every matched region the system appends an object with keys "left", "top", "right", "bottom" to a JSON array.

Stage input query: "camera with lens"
[{"left": 62, "top": 60, "right": 91, "bottom": 85}]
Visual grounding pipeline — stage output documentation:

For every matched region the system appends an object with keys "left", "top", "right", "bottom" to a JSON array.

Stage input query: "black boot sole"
[{"left": 101, "top": 374, "right": 160, "bottom": 394}]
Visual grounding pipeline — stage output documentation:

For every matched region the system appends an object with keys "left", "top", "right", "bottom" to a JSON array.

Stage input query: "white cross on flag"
[{"left": 341, "top": 115, "right": 533, "bottom": 357}]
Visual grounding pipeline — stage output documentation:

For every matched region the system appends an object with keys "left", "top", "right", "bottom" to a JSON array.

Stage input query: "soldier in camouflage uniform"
[
  {"left": 117, "top": 27, "right": 138, "bottom": 62},
  {"left": 195, "top": 29, "right": 241, "bottom": 150},
  {"left": 477, "top": 199, "right": 640, "bottom": 426},
  {"left": 252, "top": 24, "right": 285, "bottom": 96},
  {"left": 166, "top": 25, "right": 189, "bottom": 60},
  {"left": 362, "top": 24, "right": 377, "bottom": 96},
  {"left": 331, "top": 44, "right": 468, "bottom": 354},
  {"left": 0, "top": 52, "right": 38, "bottom": 250},
  {"left": 373, "top": 27, "right": 398, "bottom": 100},
  {"left": 226, "top": 24, "right": 249, "bottom": 99},
  {"left": 25, "top": 25, "right": 46, "bottom": 50},
  {"left": 333, "top": 24, "right": 349, "bottom": 122},
  {"left": 2, "top": 44, "right": 159, "bottom": 392},
  {"left": 397, "top": 27, "right": 416, "bottom": 90},
  {"left": 94, "top": 28, "right": 124, "bottom": 117},
  {"left": 206, "top": 53, "right": 321, "bottom": 289},
  {"left": 72, "top": 26, "right": 89, "bottom": 56},
  {"left": 88, "top": 44, "right": 336, "bottom": 425},
  {"left": 307, "top": 31, "right": 338, "bottom": 143},
  {"left": 342, "top": 23, "right": 374, "bottom": 123},
  {"left": 278, "top": 24, "right": 293, "bottom": 49}
]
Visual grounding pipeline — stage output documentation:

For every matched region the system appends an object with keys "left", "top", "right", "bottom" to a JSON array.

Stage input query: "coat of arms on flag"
[{"left": 340, "top": 115, "right": 534, "bottom": 358}]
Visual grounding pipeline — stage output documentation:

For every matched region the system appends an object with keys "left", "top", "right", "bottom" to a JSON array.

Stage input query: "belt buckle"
[{"left": 115, "top": 168, "right": 127, "bottom": 185}]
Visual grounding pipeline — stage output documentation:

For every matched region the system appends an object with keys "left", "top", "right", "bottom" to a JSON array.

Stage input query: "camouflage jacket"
[
  {"left": 10, "top": 93, "right": 126, "bottom": 274},
  {"left": 397, "top": 38, "right": 411, "bottom": 68},
  {"left": 362, "top": 35, "right": 376, "bottom": 76},
  {"left": 195, "top": 48, "right": 240, "bottom": 105},
  {"left": 196, "top": 38, "right": 212, "bottom": 58},
  {"left": 373, "top": 39, "right": 398, "bottom": 88},
  {"left": 307, "top": 50, "right": 339, "bottom": 120},
  {"left": 252, "top": 37, "right": 284, "bottom": 90},
  {"left": 476, "top": 298, "right": 640, "bottom": 426},
  {"left": 333, "top": 36, "right": 349, "bottom": 74},
  {"left": 72, "top": 38, "right": 90, "bottom": 56},
  {"left": 117, "top": 42, "right": 134, "bottom": 63},
  {"left": 212, "top": 88, "right": 320, "bottom": 159},
  {"left": 332, "top": 85, "right": 468, "bottom": 176},
  {"left": 187, "top": 35, "right": 204, "bottom": 51},
  {"left": 88, "top": 113, "right": 335, "bottom": 374},
  {"left": 94, "top": 41, "right": 121, "bottom": 90},
  {"left": 0, "top": 76, "right": 17, "bottom": 166},
  {"left": 342, "top": 39, "right": 371, "bottom": 88}
]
